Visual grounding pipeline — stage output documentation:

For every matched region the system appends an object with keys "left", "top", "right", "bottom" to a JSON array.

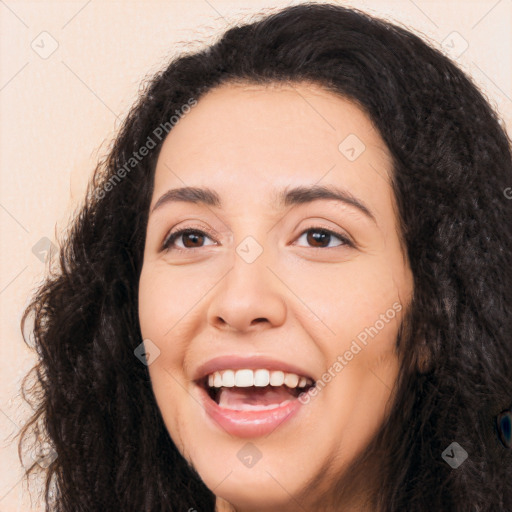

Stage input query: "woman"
[{"left": 18, "top": 3, "right": 512, "bottom": 511}]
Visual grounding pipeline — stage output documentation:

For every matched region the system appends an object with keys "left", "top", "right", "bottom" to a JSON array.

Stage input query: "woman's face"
[{"left": 138, "top": 82, "right": 413, "bottom": 510}]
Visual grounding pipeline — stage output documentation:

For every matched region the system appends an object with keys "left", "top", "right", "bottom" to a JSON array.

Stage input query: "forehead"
[{"left": 152, "top": 82, "right": 394, "bottom": 218}]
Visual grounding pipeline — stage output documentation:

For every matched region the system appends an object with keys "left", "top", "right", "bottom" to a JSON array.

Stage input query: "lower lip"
[{"left": 198, "top": 385, "right": 304, "bottom": 438}]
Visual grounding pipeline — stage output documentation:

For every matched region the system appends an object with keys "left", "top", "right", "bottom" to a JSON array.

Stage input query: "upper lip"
[{"left": 192, "top": 354, "right": 316, "bottom": 383}]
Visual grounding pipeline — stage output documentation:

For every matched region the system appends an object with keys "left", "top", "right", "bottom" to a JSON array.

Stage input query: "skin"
[{"left": 138, "top": 82, "right": 414, "bottom": 512}]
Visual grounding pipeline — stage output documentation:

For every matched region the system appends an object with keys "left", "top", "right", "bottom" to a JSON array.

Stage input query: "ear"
[{"left": 215, "top": 497, "right": 237, "bottom": 512}]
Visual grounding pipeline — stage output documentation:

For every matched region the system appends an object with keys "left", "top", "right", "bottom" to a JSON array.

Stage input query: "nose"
[{"left": 206, "top": 251, "right": 287, "bottom": 333}]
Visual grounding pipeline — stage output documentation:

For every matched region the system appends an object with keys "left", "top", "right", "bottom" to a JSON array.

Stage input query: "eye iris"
[
  {"left": 182, "top": 231, "right": 204, "bottom": 248},
  {"left": 307, "top": 229, "right": 330, "bottom": 247}
]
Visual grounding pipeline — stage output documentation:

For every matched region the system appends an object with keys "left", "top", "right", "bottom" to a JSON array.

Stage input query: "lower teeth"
[{"left": 218, "top": 399, "right": 292, "bottom": 411}]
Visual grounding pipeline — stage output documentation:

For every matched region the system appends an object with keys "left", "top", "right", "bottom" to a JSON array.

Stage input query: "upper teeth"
[{"left": 207, "top": 369, "right": 312, "bottom": 389}]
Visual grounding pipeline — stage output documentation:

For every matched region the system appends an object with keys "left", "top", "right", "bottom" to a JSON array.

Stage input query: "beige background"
[{"left": 1, "top": 0, "right": 511, "bottom": 510}]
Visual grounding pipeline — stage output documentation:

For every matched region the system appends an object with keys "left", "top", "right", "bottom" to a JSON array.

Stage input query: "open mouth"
[{"left": 199, "top": 369, "right": 316, "bottom": 411}]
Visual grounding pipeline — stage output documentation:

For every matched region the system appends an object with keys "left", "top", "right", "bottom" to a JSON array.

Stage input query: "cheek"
[
  {"left": 284, "top": 255, "right": 403, "bottom": 348},
  {"left": 138, "top": 264, "right": 204, "bottom": 354},
  {"left": 138, "top": 267, "right": 160, "bottom": 338},
  {"left": 140, "top": 336, "right": 191, "bottom": 456},
  {"left": 285, "top": 256, "right": 403, "bottom": 417},
  {"left": 138, "top": 268, "right": 185, "bottom": 442},
  {"left": 148, "top": 364, "right": 189, "bottom": 455},
  {"left": 138, "top": 263, "right": 220, "bottom": 444}
]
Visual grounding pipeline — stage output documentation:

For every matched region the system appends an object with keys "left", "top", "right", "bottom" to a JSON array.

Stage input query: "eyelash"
[{"left": 161, "top": 225, "right": 354, "bottom": 253}]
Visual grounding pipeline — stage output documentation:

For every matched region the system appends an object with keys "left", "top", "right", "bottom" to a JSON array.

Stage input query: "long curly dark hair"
[{"left": 18, "top": 3, "right": 512, "bottom": 511}]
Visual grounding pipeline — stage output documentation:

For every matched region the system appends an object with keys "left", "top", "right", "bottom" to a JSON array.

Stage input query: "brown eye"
[
  {"left": 307, "top": 230, "right": 330, "bottom": 248},
  {"left": 181, "top": 231, "right": 205, "bottom": 248},
  {"left": 162, "top": 228, "right": 216, "bottom": 252},
  {"left": 296, "top": 227, "right": 352, "bottom": 249}
]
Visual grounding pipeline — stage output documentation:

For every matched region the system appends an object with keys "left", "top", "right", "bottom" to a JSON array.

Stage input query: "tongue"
[{"left": 217, "top": 386, "right": 296, "bottom": 409}]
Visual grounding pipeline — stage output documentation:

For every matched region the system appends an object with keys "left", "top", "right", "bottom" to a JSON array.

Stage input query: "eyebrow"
[{"left": 150, "top": 184, "right": 376, "bottom": 222}]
